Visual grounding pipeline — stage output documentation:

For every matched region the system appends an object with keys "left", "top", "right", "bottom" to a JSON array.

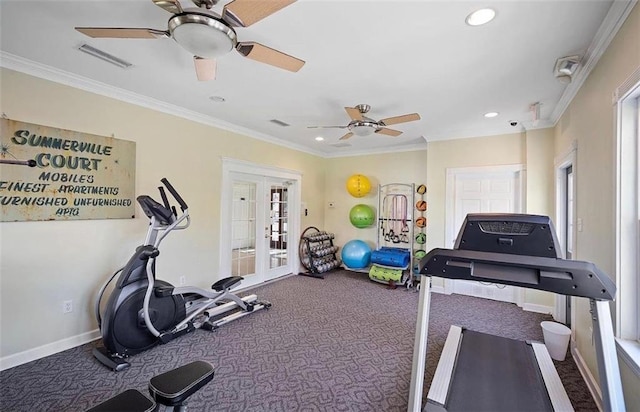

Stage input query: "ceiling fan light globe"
[
  {"left": 351, "top": 124, "right": 375, "bottom": 136},
  {"left": 169, "top": 14, "right": 237, "bottom": 59}
]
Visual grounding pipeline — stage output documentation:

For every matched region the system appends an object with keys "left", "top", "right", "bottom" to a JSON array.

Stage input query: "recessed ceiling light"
[
  {"left": 466, "top": 8, "right": 496, "bottom": 26},
  {"left": 209, "top": 96, "right": 225, "bottom": 102},
  {"left": 315, "top": 136, "right": 324, "bottom": 141},
  {"left": 484, "top": 112, "right": 499, "bottom": 118}
]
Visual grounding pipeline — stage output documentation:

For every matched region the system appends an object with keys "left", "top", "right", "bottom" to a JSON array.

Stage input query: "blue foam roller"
[{"left": 370, "top": 248, "right": 410, "bottom": 268}]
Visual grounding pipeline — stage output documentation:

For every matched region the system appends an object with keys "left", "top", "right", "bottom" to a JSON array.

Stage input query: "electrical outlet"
[
  {"left": 179, "top": 276, "right": 186, "bottom": 286},
  {"left": 63, "top": 300, "right": 73, "bottom": 314}
]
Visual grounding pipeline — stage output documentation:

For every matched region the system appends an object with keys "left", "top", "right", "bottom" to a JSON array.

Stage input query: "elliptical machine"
[{"left": 93, "top": 178, "right": 270, "bottom": 371}]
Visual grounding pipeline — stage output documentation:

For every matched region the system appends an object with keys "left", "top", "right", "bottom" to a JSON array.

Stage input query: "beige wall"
[
  {"left": 425, "top": 130, "right": 555, "bottom": 309},
  {"left": 2, "top": 3, "right": 638, "bottom": 402},
  {"left": 554, "top": 3, "right": 639, "bottom": 409},
  {"left": 0, "top": 68, "right": 326, "bottom": 358},
  {"left": 425, "top": 132, "right": 527, "bottom": 254},
  {"left": 323, "top": 151, "right": 428, "bottom": 250},
  {"left": 323, "top": 131, "right": 556, "bottom": 311},
  {"left": 524, "top": 128, "right": 556, "bottom": 308}
]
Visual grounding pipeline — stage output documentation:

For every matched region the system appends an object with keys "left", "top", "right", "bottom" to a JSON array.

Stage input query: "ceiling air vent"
[
  {"left": 330, "top": 143, "right": 351, "bottom": 148},
  {"left": 78, "top": 44, "right": 132, "bottom": 69},
  {"left": 269, "top": 119, "right": 290, "bottom": 127}
]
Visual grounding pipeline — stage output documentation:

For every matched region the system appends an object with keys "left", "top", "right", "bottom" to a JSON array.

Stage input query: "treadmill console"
[
  {"left": 455, "top": 214, "right": 560, "bottom": 258},
  {"left": 420, "top": 213, "right": 616, "bottom": 300}
]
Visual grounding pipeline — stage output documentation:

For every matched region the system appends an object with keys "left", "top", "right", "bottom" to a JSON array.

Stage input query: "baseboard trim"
[
  {"left": 0, "top": 329, "right": 100, "bottom": 371},
  {"left": 571, "top": 342, "right": 603, "bottom": 411},
  {"left": 522, "top": 303, "right": 553, "bottom": 314}
]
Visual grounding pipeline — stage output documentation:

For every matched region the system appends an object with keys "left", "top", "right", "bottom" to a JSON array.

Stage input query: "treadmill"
[{"left": 407, "top": 214, "right": 626, "bottom": 412}]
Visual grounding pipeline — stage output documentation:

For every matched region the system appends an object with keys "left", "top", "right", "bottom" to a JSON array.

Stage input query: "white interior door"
[
  {"left": 221, "top": 159, "right": 301, "bottom": 289},
  {"left": 445, "top": 165, "right": 524, "bottom": 303}
]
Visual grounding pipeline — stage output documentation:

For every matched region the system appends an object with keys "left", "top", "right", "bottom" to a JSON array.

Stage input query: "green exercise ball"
[{"left": 349, "top": 204, "right": 375, "bottom": 228}]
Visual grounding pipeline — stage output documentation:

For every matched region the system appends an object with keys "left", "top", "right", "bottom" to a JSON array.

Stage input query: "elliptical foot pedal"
[
  {"left": 211, "top": 276, "right": 243, "bottom": 292},
  {"left": 87, "top": 389, "right": 155, "bottom": 412},
  {"left": 201, "top": 321, "right": 219, "bottom": 331},
  {"left": 149, "top": 360, "right": 215, "bottom": 408},
  {"left": 92, "top": 346, "right": 130, "bottom": 372}
]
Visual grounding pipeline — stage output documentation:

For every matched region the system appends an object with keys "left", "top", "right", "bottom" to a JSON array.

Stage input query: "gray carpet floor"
[{"left": 0, "top": 270, "right": 597, "bottom": 411}]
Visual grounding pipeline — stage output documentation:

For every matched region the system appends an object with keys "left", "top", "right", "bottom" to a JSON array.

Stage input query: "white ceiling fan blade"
[
  {"left": 194, "top": 57, "right": 216, "bottom": 81},
  {"left": 339, "top": 132, "right": 354, "bottom": 141},
  {"left": 345, "top": 107, "right": 363, "bottom": 121},
  {"left": 75, "top": 27, "right": 168, "bottom": 39},
  {"left": 223, "top": 0, "right": 296, "bottom": 27},
  {"left": 152, "top": 0, "right": 183, "bottom": 14},
  {"left": 236, "top": 42, "right": 304, "bottom": 72},
  {"left": 376, "top": 128, "right": 403, "bottom": 137},
  {"left": 379, "top": 113, "right": 421, "bottom": 126}
]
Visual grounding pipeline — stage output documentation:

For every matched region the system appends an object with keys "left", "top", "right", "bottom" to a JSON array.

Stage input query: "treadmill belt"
[{"left": 445, "top": 330, "right": 553, "bottom": 412}]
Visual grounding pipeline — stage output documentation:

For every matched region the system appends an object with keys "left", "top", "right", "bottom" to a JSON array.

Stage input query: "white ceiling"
[{"left": 0, "top": 0, "right": 630, "bottom": 157}]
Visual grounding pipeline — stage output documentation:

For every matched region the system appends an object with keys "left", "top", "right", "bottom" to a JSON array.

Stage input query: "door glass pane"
[
  {"left": 566, "top": 165, "right": 574, "bottom": 259},
  {"left": 231, "top": 181, "right": 256, "bottom": 277},
  {"left": 269, "top": 183, "right": 288, "bottom": 269}
]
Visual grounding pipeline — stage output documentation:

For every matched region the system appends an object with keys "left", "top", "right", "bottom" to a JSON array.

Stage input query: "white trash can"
[{"left": 540, "top": 321, "right": 571, "bottom": 361}]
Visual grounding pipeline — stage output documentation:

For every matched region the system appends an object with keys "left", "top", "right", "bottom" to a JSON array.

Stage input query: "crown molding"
[
  {"left": 324, "top": 141, "right": 428, "bottom": 158},
  {"left": 0, "top": 51, "right": 326, "bottom": 158},
  {"left": 549, "top": 0, "right": 638, "bottom": 123}
]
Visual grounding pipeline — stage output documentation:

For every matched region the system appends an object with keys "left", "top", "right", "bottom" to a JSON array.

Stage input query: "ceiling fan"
[
  {"left": 308, "top": 104, "right": 421, "bottom": 140},
  {"left": 75, "top": 0, "right": 305, "bottom": 81}
]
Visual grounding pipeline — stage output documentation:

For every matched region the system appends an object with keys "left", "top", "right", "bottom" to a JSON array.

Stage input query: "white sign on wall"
[{"left": 0, "top": 119, "right": 136, "bottom": 221}]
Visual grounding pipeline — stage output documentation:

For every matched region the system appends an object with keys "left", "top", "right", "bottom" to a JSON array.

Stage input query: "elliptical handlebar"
[{"left": 161, "top": 178, "right": 188, "bottom": 212}]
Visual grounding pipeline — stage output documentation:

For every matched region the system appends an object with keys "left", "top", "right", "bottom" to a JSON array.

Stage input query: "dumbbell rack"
[{"left": 298, "top": 226, "right": 341, "bottom": 279}]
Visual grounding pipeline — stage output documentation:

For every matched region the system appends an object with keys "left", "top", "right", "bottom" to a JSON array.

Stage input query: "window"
[{"left": 614, "top": 67, "right": 640, "bottom": 372}]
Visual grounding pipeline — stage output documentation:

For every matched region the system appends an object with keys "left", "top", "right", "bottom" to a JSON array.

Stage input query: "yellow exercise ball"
[{"left": 346, "top": 174, "right": 371, "bottom": 198}]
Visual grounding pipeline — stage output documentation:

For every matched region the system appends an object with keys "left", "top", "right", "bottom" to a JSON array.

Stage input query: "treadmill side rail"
[
  {"left": 408, "top": 277, "right": 432, "bottom": 412},
  {"left": 592, "top": 299, "right": 626, "bottom": 412},
  {"left": 427, "top": 325, "right": 463, "bottom": 406},
  {"left": 531, "top": 342, "right": 574, "bottom": 411}
]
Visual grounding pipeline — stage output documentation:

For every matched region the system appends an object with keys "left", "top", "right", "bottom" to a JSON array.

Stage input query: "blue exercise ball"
[{"left": 341, "top": 240, "right": 372, "bottom": 269}]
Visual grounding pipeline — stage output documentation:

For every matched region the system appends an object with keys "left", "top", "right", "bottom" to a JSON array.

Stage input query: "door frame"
[
  {"left": 443, "top": 164, "right": 526, "bottom": 305},
  {"left": 220, "top": 158, "right": 302, "bottom": 285},
  {"left": 554, "top": 142, "right": 577, "bottom": 326}
]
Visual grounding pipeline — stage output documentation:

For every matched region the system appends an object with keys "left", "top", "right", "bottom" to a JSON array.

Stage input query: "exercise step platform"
[{"left": 86, "top": 360, "right": 214, "bottom": 412}]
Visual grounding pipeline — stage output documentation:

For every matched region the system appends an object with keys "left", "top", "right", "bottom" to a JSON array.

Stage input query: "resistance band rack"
[
  {"left": 374, "top": 183, "right": 423, "bottom": 288},
  {"left": 408, "top": 213, "right": 625, "bottom": 412}
]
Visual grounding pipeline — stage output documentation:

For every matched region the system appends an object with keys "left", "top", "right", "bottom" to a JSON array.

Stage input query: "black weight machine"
[{"left": 408, "top": 214, "right": 626, "bottom": 412}]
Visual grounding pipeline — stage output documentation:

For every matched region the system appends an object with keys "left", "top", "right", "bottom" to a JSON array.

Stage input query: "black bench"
[{"left": 87, "top": 360, "right": 214, "bottom": 412}]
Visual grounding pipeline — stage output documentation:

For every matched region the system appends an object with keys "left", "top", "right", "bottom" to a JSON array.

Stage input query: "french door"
[{"left": 221, "top": 159, "right": 301, "bottom": 289}]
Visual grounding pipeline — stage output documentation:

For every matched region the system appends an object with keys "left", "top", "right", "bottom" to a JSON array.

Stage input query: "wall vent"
[
  {"left": 269, "top": 119, "right": 290, "bottom": 127},
  {"left": 78, "top": 44, "right": 132, "bottom": 69}
]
